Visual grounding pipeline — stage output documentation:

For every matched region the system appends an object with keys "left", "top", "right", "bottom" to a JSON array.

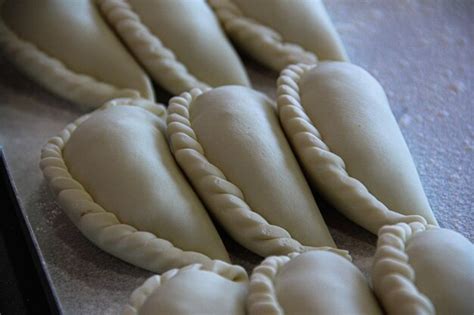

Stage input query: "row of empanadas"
[
  {"left": 40, "top": 62, "right": 439, "bottom": 273},
  {"left": 26, "top": 2, "right": 471, "bottom": 313},
  {"left": 96, "top": 0, "right": 250, "bottom": 94},
  {"left": 167, "top": 61, "right": 438, "bottom": 243},
  {"left": 40, "top": 94, "right": 346, "bottom": 271},
  {"left": 0, "top": 0, "right": 249, "bottom": 108},
  {"left": 0, "top": 0, "right": 347, "bottom": 108},
  {"left": 124, "top": 225, "right": 473, "bottom": 314},
  {"left": 36, "top": 39, "right": 472, "bottom": 315},
  {"left": 0, "top": 0, "right": 154, "bottom": 108}
]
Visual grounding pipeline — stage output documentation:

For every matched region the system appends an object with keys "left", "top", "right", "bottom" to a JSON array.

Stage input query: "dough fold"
[
  {"left": 167, "top": 86, "right": 344, "bottom": 258},
  {"left": 372, "top": 223, "right": 474, "bottom": 315},
  {"left": 123, "top": 262, "right": 248, "bottom": 315},
  {"left": 0, "top": 0, "right": 154, "bottom": 109},
  {"left": 40, "top": 98, "right": 233, "bottom": 274},
  {"left": 98, "top": 0, "right": 250, "bottom": 95},
  {"left": 209, "top": 0, "right": 348, "bottom": 71},
  {"left": 248, "top": 251, "right": 381, "bottom": 315},
  {"left": 277, "top": 63, "right": 436, "bottom": 234}
]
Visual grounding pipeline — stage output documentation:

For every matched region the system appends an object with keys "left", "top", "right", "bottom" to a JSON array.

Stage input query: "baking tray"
[
  {"left": 0, "top": 148, "right": 60, "bottom": 314},
  {"left": 0, "top": 1, "right": 472, "bottom": 314}
]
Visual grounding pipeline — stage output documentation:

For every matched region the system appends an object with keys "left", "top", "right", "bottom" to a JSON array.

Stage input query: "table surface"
[{"left": 0, "top": 1, "right": 472, "bottom": 314}]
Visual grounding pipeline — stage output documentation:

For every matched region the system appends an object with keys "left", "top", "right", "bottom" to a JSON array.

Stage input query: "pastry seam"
[
  {"left": 276, "top": 63, "right": 427, "bottom": 234},
  {"left": 0, "top": 1, "right": 142, "bottom": 109},
  {"left": 97, "top": 0, "right": 210, "bottom": 95},
  {"left": 208, "top": 0, "right": 317, "bottom": 71},
  {"left": 372, "top": 222, "right": 436, "bottom": 314},
  {"left": 123, "top": 262, "right": 248, "bottom": 315},
  {"left": 247, "top": 250, "right": 350, "bottom": 315},
  {"left": 167, "top": 88, "right": 350, "bottom": 259},
  {"left": 247, "top": 254, "right": 295, "bottom": 315},
  {"left": 40, "top": 98, "right": 245, "bottom": 276}
]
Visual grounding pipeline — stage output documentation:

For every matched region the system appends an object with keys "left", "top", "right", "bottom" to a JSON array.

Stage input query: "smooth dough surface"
[
  {"left": 137, "top": 270, "right": 247, "bottom": 315},
  {"left": 275, "top": 251, "right": 382, "bottom": 315},
  {"left": 190, "top": 86, "right": 334, "bottom": 248},
  {"left": 63, "top": 105, "right": 228, "bottom": 261},
  {"left": 1, "top": 0, "right": 153, "bottom": 100},
  {"left": 129, "top": 0, "right": 250, "bottom": 88},
  {"left": 406, "top": 228, "right": 474, "bottom": 315},
  {"left": 232, "top": 0, "right": 348, "bottom": 61},
  {"left": 299, "top": 62, "right": 436, "bottom": 224}
]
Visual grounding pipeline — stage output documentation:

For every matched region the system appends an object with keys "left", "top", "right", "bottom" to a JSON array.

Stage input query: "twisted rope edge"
[
  {"left": 247, "top": 250, "right": 351, "bottom": 315},
  {"left": 167, "top": 88, "right": 350, "bottom": 259},
  {"left": 208, "top": 0, "right": 317, "bottom": 71},
  {"left": 123, "top": 261, "right": 248, "bottom": 315},
  {"left": 97, "top": 0, "right": 210, "bottom": 95},
  {"left": 0, "top": 1, "right": 142, "bottom": 109},
  {"left": 372, "top": 222, "right": 436, "bottom": 314},
  {"left": 276, "top": 63, "right": 427, "bottom": 234},
  {"left": 39, "top": 98, "right": 246, "bottom": 276}
]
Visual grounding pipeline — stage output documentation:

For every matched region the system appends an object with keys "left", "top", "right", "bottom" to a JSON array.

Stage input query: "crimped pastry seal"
[
  {"left": 123, "top": 261, "right": 248, "bottom": 315},
  {"left": 209, "top": 0, "right": 348, "bottom": 71},
  {"left": 167, "top": 86, "right": 347, "bottom": 257},
  {"left": 372, "top": 222, "right": 474, "bottom": 315},
  {"left": 40, "top": 98, "right": 233, "bottom": 274},
  {"left": 248, "top": 250, "right": 381, "bottom": 315},
  {"left": 0, "top": 0, "right": 154, "bottom": 109},
  {"left": 277, "top": 62, "right": 436, "bottom": 234}
]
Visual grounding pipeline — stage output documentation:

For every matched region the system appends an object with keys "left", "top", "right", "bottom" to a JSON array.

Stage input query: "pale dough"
[
  {"left": 0, "top": 0, "right": 154, "bottom": 108},
  {"left": 277, "top": 62, "right": 436, "bottom": 234},
  {"left": 98, "top": 0, "right": 250, "bottom": 95},
  {"left": 372, "top": 222, "right": 474, "bottom": 315},
  {"left": 123, "top": 262, "right": 248, "bottom": 315},
  {"left": 167, "top": 86, "right": 343, "bottom": 258},
  {"left": 209, "top": 0, "right": 348, "bottom": 71},
  {"left": 40, "top": 98, "right": 233, "bottom": 274},
  {"left": 248, "top": 251, "right": 382, "bottom": 315}
]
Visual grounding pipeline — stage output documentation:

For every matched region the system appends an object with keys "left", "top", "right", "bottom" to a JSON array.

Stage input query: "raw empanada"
[
  {"left": 123, "top": 262, "right": 248, "bottom": 315},
  {"left": 277, "top": 62, "right": 437, "bottom": 234},
  {"left": 209, "top": 0, "right": 348, "bottom": 71},
  {"left": 167, "top": 86, "right": 341, "bottom": 258},
  {"left": 97, "top": 0, "right": 250, "bottom": 95},
  {"left": 248, "top": 250, "right": 381, "bottom": 315},
  {"left": 372, "top": 222, "right": 474, "bottom": 315},
  {"left": 0, "top": 0, "right": 154, "bottom": 109},
  {"left": 40, "top": 98, "right": 232, "bottom": 273}
]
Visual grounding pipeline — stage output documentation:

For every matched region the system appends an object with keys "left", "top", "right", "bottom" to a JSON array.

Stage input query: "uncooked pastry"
[
  {"left": 248, "top": 250, "right": 382, "bottom": 315},
  {"left": 123, "top": 262, "right": 248, "bottom": 315},
  {"left": 209, "top": 0, "right": 348, "bottom": 71},
  {"left": 277, "top": 62, "right": 437, "bottom": 234},
  {"left": 167, "top": 86, "right": 346, "bottom": 258},
  {"left": 372, "top": 222, "right": 474, "bottom": 315},
  {"left": 0, "top": 0, "right": 154, "bottom": 109},
  {"left": 97, "top": 0, "right": 250, "bottom": 95},
  {"left": 40, "top": 98, "right": 233, "bottom": 274}
]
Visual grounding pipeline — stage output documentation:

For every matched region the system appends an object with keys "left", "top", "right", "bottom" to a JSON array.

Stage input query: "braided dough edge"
[
  {"left": 276, "top": 63, "right": 427, "bottom": 234},
  {"left": 97, "top": 0, "right": 210, "bottom": 95},
  {"left": 123, "top": 261, "right": 248, "bottom": 315},
  {"left": 0, "top": 1, "right": 142, "bottom": 109},
  {"left": 39, "top": 98, "right": 244, "bottom": 275},
  {"left": 167, "top": 88, "right": 350, "bottom": 259},
  {"left": 372, "top": 222, "right": 436, "bottom": 314},
  {"left": 247, "top": 250, "right": 351, "bottom": 315},
  {"left": 208, "top": 0, "right": 317, "bottom": 72}
]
